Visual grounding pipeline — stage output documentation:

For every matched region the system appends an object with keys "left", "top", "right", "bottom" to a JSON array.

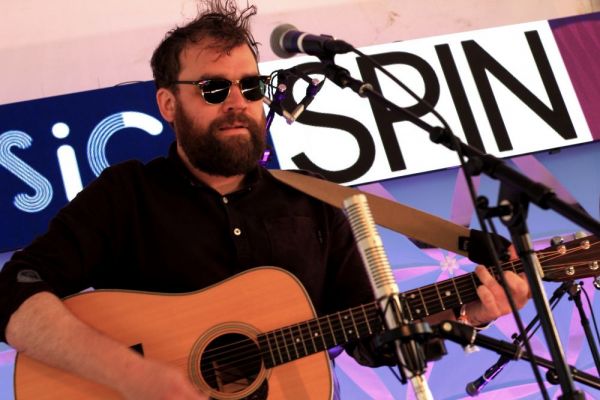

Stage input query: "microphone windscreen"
[{"left": 270, "top": 23, "right": 297, "bottom": 58}]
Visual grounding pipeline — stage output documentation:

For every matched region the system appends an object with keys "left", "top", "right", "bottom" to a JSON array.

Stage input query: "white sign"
[{"left": 259, "top": 19, "right": 592, "bottom": 185}]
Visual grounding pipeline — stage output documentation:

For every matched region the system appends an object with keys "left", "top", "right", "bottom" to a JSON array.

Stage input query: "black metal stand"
[
  {"left": 498, "top": 183, "right": 584, "bottom": 399},
  {"left": 466, "top": 280, "right": 573, "bottom": 396},
  {"left": 317, "top": 60, "right": 600, "bottom": 398},
  {"left": 436, "top": 320, "right": 600, "bottom": 390},
  {"left": 568, "top": 282, "right": 600, "bottom": 375}
]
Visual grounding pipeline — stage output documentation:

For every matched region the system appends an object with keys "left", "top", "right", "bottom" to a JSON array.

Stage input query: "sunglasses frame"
[{"left": 171, "top": 75, "right": 270, "bottom": 105}]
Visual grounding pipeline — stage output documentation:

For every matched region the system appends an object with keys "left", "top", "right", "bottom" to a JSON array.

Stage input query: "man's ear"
[{"left": 156, "top": 88, "right": 176, "bottom": 123}]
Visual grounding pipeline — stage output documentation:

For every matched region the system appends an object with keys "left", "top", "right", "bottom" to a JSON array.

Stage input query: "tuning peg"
[
  {"left": 594, "top": 276, "right": 600, "bottom": 290},
  {"left": 551, "top": 236, "right": 564, "bottom": 246},
  {"left": 574, "top": 231, "right": 588, "bottom": 239}
]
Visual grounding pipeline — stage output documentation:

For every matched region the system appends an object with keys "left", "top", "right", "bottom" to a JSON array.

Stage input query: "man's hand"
[{"left": 466, "top": 265, "right": 531, "bottom": 326}]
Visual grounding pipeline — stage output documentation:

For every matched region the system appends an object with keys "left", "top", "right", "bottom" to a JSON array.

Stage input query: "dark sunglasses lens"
[
  {"left": 201, "top": 79, "right": 231, "bottom": 104},
  {"left": 240, "top": 76, "right": 267, "bottom": 101}
]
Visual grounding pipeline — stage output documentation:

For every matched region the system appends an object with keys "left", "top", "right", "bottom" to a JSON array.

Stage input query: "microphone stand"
[
  {"left": 343, "top": 194, "right": 434, "bottom": 400},
  {"left": 316, "top": 59, "right": 600, "bottom": 399},
  {"left": 436, "top": 320, "right": 600, "bottom": 391},
  {"left": 466, "top": 280, "right": 572, "bottom": 396},
  {"left": 497, "top": 181, "right": 585, "bottom": 399},
  {"left": 568, "top": 282, "right": 600, "bottom": 375}
]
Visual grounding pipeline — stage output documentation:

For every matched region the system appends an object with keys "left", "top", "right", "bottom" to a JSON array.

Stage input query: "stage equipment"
[
  {"left": 269, "top": 22, "right": 600, "bottom": 399},
  {"left": 344, "top": 193, "right": 433, "bottom": 400}
]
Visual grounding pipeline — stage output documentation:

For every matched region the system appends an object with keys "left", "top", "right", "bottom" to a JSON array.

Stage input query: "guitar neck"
[
  {"left": 258, "top": 235, "right": 600, "bottom": 368},
  {"left": 257, "top": 263, "right": 517, "bottom": 368},
  {"left": 401, "top": 234, "right": 600, "bottom": 320},
  {"left": 258, "top": 302, "right": 383, "bottom": 368}
]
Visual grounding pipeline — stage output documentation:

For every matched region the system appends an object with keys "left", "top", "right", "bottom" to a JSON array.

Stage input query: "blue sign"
[{"left": 0, "top": 82, "right": 172, "bottom": 252}]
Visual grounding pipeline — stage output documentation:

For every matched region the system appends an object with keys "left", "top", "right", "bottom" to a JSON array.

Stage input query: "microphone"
[
  {"left": 343, "top": 194, "right": 433, "bottom": 400},
  {"left": 270, "top": 23, "right": 354, "bottom": 59},
  {"left": 465, "top": 279, "right": 573, "bottom": 396},
  {"left": 465, "top": 355, "right": 509, "bottom": 396}
]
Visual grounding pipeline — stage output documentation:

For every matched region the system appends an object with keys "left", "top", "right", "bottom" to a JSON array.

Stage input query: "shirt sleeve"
[{"left": 0, "top": 163, "right": 136, "bottom": 343}]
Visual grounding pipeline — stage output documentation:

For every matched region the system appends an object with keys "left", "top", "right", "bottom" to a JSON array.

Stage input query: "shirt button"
[
  {"left": 222, "top": 197, "right": 229, "bottom": 204},
  {"left": 233, "top": 228, "right": 242, "bottom": 236}
]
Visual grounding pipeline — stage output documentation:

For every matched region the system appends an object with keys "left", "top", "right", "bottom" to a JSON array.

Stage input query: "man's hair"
[{"left": 150, "top": 0, "right": 259, "bottom": 90}]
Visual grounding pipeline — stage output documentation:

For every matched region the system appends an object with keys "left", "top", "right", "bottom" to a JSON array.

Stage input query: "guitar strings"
[
  {"left": 200, "top": 239, "right": 600, "bottom": 369},
  {"left": 400, "top": 240, "right": 600, "bottom": 314},
  {"left": 196, "top": 239, "right": 599, "bottom": 380},
  {"left": 201, "top": 305, "right": 381, "bottom": 364},
  {"left": 198, "top": 307, "right": 383, "bottom": 379},
  {"left": 404, "top": 257, "right": 599, "bottom": 317}
]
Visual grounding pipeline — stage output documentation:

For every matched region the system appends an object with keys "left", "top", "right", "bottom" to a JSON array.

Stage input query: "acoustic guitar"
[{"left": 14, "top": 235, "right": 599, "bottom": 399}]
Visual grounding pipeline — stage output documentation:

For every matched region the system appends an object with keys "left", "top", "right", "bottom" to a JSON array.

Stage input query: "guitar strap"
[{"left": 269, "top": 169, "right": 471, "bottom": 257}]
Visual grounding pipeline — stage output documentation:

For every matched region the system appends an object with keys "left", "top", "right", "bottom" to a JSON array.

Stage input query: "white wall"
[{"left": 1, "top": 0, "right": 598, "bottom": 105}]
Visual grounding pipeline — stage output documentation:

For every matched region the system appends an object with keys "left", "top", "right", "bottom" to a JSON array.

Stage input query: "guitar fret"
[
  {"left": 315, "top": 318, "right": 328, "bottom": 349},
  {"left": 329, "top": 313, "right": 345, "bottom": 344},
  {"left": 271, "top": 331, "right": 284, "bottom": 365},
  {"left": 434, "top": 283, "right": 446, "bottom": 311},
  {"left": 470, "top": 273, "right": 478, "bottom": 290},
  {"left": 292, "top": 324, "right": 308, "bottom": 357},
  {"left": 258, "top": 334, "right": 276, "bottom": 368},
  {"left": 361, "top": 304, "right": 373, "bottom": 335},
  {"left": 338, "top": 311, "right": 360, "bottom": 340},
  {"left": 325, "top": 314, "right": 342, "bottom": 346},
  {"left": 408, "top": 291, "right": 424, "bottom": 318},
  {"left": 288, "top": 326, "right": 299, "bottom": 360},
  {"left": 451, "top": 277, "right": 463, "bottom": 305},
  {"left": 308, "top": 320, "right": 325, "bottom": 352},
  {"left": 305, "top": 322, "right": 318, "bottom": 353},
  {"left": 368, "top": 304, "right": 384, "bottom": 333},
  {"left": 418, "top": 287, "right": 429, "bottom": 316},
  {"left": 401, "top": 294, "right": 414, "bottom": 321},
  {"left": 341, "top": 312, "right": 353, "bottom": 339},
  {"left": 438, "top": 280, "right": 459, "bottom": 309},
  {"left": 349, "top": 311, "right": 360, "bottom": 338},
  {"left": 280, "top": 328, "right": 292, "bottom": 362},
  {"left": 277, "top": 329, "right": 291, "bottom": 363},
  {"left": 337, "top": 312, "right": 349, "bottom": 342}
]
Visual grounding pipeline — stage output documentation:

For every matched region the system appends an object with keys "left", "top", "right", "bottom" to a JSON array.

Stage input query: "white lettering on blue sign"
[
  {"left": 0, "top": 111, "right": 164, "bottom": 213},
  {"left": 0, "top": 131, "right": 53, "bottom": 213},
  {"left": 87, "top": 111, "right": 163, "bottom": 177}
]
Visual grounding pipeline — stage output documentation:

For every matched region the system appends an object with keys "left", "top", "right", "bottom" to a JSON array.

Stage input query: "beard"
[{"left": 174, "top": 102, "right": 266, "bottom": 177}]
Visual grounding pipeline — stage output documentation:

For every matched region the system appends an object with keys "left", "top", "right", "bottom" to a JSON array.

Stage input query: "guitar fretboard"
[
  {"left": 258, "top": 235, "right": 600, "bottom": 368},
  {"left": 257, "top": 303, "right": 383, "bottom": 368}
]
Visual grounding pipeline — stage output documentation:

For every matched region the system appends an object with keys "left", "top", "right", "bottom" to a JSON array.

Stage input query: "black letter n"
[{"left": 463, "top": 30, "right": 577, "bottom": 151}]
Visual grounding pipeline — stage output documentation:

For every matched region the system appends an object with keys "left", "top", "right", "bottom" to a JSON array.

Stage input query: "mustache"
[{"left": 213, "top": 112, "right": 255, "bottom": 128}]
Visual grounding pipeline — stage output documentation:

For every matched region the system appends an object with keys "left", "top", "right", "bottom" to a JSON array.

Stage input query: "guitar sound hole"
[{"left": 200, "top": 333, "right": 266, "bottom": 398}]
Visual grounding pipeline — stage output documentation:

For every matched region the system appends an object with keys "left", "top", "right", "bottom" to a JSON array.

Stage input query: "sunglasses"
[{"left": 171, "top": 75, "right": 270, "bottom": 105}]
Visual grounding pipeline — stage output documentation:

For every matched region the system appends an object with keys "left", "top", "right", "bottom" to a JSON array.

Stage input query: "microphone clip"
[
  {"left": 265, "top": 67, "right": 325, "bottom": 125},
  {"left": 371, "top": 321, "right": 447, "bottom": 365}
]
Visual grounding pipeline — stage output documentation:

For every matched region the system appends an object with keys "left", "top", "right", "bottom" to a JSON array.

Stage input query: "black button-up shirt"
[{"left": 0, "top": 145, "right": 374, "bottom": 342}]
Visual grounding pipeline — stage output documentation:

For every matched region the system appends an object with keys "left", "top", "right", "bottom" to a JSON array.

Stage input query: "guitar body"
[
  {"left": 14, "top": 234, "right": 600, "bottom": 399},
  {"left": 14, "top": 267, "right": 333, "bottom": 400}
]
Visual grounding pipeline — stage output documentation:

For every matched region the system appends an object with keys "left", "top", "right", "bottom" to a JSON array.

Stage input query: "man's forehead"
[
  {"left": 180, "top": 40, "right": 255, "bottom": 64},
  {"left": 177, "top": 43, "right": 259, "bottom": 80}
]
